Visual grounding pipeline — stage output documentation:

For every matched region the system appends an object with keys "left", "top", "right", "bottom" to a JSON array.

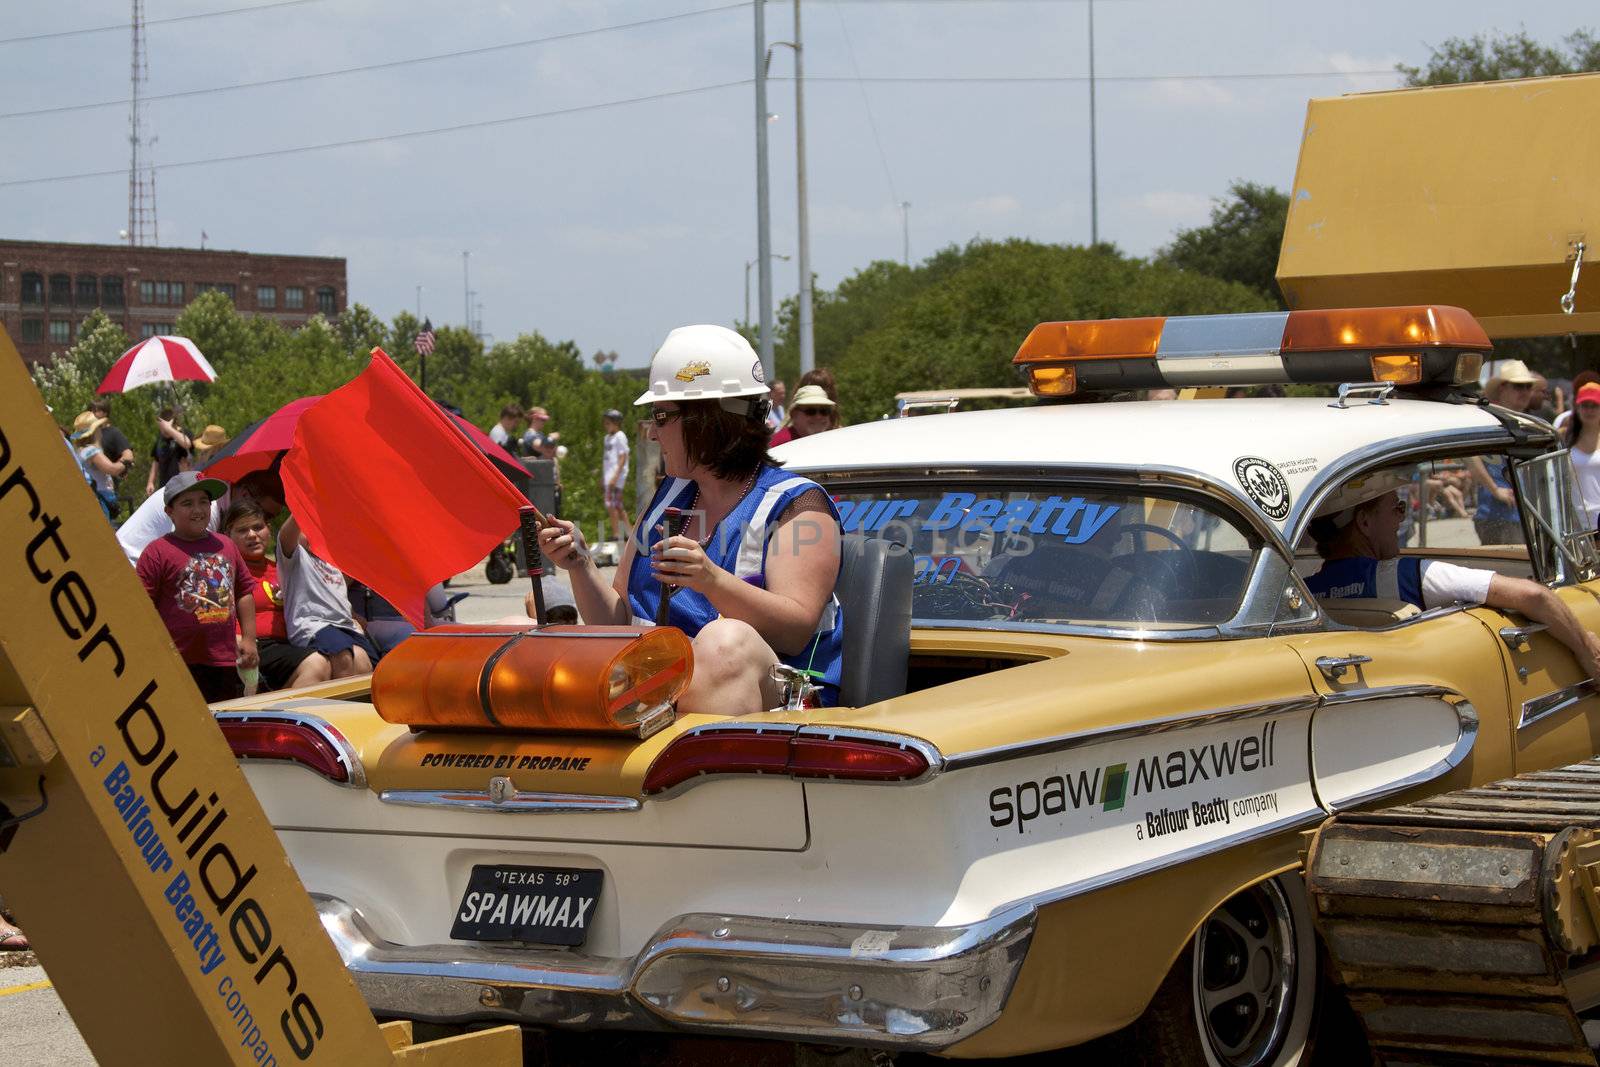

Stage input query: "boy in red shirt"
[
  {"left": 223, "top": 501, "right": 331, "bottom": 691},
  {"left": 137, "top": 471, "right": 258, "bottom": 703}
]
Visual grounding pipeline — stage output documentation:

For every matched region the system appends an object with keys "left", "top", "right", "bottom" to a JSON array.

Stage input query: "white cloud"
[
  {"left": 1128, "top": 191, "right": 1215, "bottom": 225},
  {"left": 1136, "top": 78, "right": 1239, "bottom": 111}
]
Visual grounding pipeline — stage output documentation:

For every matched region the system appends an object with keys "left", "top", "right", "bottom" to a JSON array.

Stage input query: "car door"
[
  {"left": 1474, "top": 449, "right": 1600, "bottom": 773},
  {"left": 1282, "top": 609, "right": 1514, "bottom": 809}
]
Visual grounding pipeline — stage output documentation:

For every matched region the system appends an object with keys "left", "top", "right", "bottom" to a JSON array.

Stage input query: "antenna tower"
[{"left": 127, "top": 0, "right": 158, "bottom": 245}]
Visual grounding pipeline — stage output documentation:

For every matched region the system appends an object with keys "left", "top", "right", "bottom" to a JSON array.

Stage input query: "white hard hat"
[{"left": 635, "top": 325, "right": 770, "bottom": 415}]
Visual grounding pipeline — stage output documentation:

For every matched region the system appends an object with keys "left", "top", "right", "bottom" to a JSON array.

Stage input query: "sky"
[{"left": 2, "top": 0, "right": 1594, "bottom": 367}]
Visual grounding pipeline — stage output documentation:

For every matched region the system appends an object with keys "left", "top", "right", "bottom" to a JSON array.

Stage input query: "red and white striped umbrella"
[{"left": 97, "top": 335, "right": 217, "bottom": 395}]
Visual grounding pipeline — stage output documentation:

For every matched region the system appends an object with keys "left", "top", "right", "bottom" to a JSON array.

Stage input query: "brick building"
[{"left": 0, "top": 239, "right": 347, "bottom": 364}]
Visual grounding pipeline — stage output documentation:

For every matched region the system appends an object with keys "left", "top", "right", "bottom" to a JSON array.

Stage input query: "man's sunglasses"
[{"left": 794, "top": 406, "right": 833, "bottom": 417}]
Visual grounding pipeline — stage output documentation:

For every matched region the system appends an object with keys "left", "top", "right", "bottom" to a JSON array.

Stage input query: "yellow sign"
[{"left": 0, "top": 331, "right": 514, "bottom": 1065}]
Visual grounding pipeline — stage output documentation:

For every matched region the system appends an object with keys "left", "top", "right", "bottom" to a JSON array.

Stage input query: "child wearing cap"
[{"left": 136, "top": 471, "right": 259, "bottom": 703}]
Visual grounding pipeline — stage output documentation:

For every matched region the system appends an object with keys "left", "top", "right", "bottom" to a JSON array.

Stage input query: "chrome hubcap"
[{"left": 1194, "top": 879, "right": 1297, "bottom": 1067}]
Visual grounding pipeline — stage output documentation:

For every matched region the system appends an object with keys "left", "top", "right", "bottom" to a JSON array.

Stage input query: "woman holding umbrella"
[{"left": 72, "top": 411, "right": 131, "bottom": 522}]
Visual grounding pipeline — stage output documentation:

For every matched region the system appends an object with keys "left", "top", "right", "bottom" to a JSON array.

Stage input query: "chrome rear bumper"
[{"left": 316, "top": 896, "right": 1035, "bottom": 1050}]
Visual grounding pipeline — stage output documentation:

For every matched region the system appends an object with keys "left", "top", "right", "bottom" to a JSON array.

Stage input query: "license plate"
[{"left": 450, "top": 864, "right": 604, "bottom": 946}]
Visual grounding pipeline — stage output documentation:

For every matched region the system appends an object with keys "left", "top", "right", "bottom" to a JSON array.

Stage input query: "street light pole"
[
  {"left": 754, "top": 0, "right": 775, "bottom": 382},
  {"left": 793, "top": 0, "right": 815, "bottom": 376},
  {"left": 900, "top": 201, "right": 911, "bottom": 267}
]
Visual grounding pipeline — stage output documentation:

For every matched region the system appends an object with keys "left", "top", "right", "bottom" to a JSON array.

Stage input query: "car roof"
[{"left": 774, "top": 396, "right": 1532, "bottom": 536}]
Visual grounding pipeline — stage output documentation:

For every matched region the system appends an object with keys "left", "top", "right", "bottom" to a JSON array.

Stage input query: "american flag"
[{"left": 414, "top": 318, "right": 436, "bottom": 356}]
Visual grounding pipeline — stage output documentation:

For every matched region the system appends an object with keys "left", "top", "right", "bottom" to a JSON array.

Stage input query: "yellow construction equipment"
[
  {"left": 1277, "top": 73, "right": 1600, "bottom": 338},
  {"left": 0, "top": 328, "right": 519, "bottom": 1066}
]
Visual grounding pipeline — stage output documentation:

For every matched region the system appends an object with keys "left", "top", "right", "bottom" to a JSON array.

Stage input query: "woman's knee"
[{"left": 693, "top": 619, "right": 774, "bottom": 676}]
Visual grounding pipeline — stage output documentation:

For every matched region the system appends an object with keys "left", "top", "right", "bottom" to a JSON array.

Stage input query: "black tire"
[
  {"left": 1103, "top": 874, "right": 1321, "bottom": 1067},
  {"left": 484, "top": 549, "right": 514, "bottom": 585}
]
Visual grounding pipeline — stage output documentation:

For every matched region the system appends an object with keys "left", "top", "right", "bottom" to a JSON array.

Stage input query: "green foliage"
[
  {"left": 27, "top": 295, "right": 644, "bottom": 538},
  {"left": 1157, "top": 182, "right": 1290, "bottom": 308},
  {"left": 1398, "top": 29, "right": 1600, "bottom": 85},
  {"left": 769, "top": 238, "right": 1272, "bottom": 425}
]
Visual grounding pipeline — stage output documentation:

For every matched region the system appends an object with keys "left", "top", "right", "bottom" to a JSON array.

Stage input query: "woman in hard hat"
[{"left": 538, "top": 324, "right": 844, "bottom": 713}]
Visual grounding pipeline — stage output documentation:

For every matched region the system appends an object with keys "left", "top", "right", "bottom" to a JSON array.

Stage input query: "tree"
[
  {"left": 1398, "top": 29, "right": 1600, "bottom": 85},
  {"left": 817, "top": 238, "right": 1273, "bottom": 424},
  {"left": 1157, "top": 181, "right": 1290, "bottom": 308}
]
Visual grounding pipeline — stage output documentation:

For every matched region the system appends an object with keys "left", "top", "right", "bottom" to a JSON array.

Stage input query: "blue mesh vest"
[
  {"left": 627, "top": 464, "right": 845, "bottom": 704},
  {"left": 1303, "top": 556, "right": 1425, "bottom": 608}
]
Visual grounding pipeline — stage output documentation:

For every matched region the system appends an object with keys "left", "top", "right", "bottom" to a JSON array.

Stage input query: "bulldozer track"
[{"left": 1307, "top": 760, "right": 1600, "bottom": 1065}]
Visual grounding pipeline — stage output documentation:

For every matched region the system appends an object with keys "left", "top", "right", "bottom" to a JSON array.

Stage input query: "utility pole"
[
  {"left": 746, "top": 253, "right": 790, "bottom": 329},
  {"left": 754, "top": 0, "right": 775, "bottom": 382},
  {"left": 1087, "top": 0, "right": 1099, "bottom": 246},
  {"left": 462, "top": 251, "right": 471, "bottom": 330},
  {"left": 900, "top": 201, "right": 911, "bottom": 267},
  {"left": 793, "top": 0, "right": 815, "bottom": 376}
]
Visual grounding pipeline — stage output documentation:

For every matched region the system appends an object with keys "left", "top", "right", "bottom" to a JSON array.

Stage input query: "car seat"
[{"left": 833, "top": 533, "right": 913, "bottom": 706}]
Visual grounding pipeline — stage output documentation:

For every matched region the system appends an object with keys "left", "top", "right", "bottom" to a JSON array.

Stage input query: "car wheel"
[
  {"left": 1111, "top": 874, "right": 1320, "bottom": 1067},
  {"left": 484, "top": 550, "right": 513, "bottom": 585}
]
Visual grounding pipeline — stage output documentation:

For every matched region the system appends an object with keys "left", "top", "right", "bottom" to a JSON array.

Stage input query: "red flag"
[{"left": 281, "top": 348, "right": 526, "bottom": 627}]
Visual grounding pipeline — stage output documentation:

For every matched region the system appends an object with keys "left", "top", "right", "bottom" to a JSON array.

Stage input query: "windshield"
[{"left": 828, "top": 483, "right": 1259, "bottom": 631}]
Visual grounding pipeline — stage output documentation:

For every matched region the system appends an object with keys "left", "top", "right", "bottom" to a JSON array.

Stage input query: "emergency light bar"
[{"left": 1013, "top": 305, "right": 1490, "bottom": 397}]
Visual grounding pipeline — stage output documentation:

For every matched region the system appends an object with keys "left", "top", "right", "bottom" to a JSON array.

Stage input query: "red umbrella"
[
  {"left": 201, "top": 396, "right": 529, "bottom": 489},
  {"left": 98, "top": 335, "right": 217, "bottom": 394}
]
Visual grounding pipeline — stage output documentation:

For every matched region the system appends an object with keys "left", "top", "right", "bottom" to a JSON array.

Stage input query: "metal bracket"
[
  {"left": 1328, "top": 382, "right": 1396, "bottom": 409},
  {"left": 1562, "top": 240, "right": 1586, "bottom": 315}
]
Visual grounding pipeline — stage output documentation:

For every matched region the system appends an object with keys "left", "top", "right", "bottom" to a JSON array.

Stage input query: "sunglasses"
[
  {"left": 794, "top": 406, "right": 833, "bottom": 417},
  {"left": 649, "top": 409, "right": 683, "bottom": 427}
]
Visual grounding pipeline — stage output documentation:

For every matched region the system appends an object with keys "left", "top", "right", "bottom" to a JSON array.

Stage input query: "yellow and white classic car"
[{"left": 218, "top": 304, "right": 1600, "bottom": 1066}]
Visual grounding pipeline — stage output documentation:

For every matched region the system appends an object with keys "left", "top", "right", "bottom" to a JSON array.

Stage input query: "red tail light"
[
  {"left": 219, "top": 718, "right": 352, "bottom": 784},
  {"left": 643, "top": 728, "right": 932, "bottom": 795}
]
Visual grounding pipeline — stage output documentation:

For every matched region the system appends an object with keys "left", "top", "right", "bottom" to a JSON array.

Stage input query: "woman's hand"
[
  {"left": 238, "top": 637, "right": 259, "bottom": 670},
  {"left": 537, "top": 517, "right": 590, "bottom": 571},
  {"left": 651, "top": 534, "right": 724, "bottom": 596}
]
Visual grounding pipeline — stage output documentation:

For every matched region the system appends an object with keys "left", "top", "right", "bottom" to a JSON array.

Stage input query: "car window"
[
  {"left": 828, "top": 484, "right": 1259, "bottom": 631},
  {"left": 1409, "top": 455, "right": 1526, "bottom": 551}
]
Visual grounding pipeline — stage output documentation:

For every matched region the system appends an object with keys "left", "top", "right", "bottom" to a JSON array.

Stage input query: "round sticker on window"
[
  {"left": 751, "top": 360, "right": 766, "bottom": 384},
  {"left": 1234, "top": 456, "right": 1291, "bottom": 520}
]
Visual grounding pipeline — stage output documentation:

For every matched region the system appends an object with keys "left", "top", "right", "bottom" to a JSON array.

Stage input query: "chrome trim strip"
[
  {"left": 987, "top": 808, "right": 1326, "bottom": 919},
  {"left": 213, "top": 710, "right": 366, "bottom": 789},
  {"left": 943, "top": 695, "right": 1318, "bottom": 773},
  {"left": 1519, "top": 679, "right": 1600, "bottom": 731},
  {"left": 315, "top": 895, "right": 1035, "bottom": 1050},
  {"left": 1311, "top": 687, "right": 1479, "bottom": 814},
  {"left": 379, "top": 789, "right": 642, "bottom": 814},
  {"left": 1285, "top": 426, "right": 1533, "bottom": 545}
]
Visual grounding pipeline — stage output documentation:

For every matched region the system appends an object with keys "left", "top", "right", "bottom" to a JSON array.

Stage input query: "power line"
[
  {"left": 0, "top": 80, "right": 753, "bottom": 188},
  {"left": 0, "top": 0, "right": 324, "bottom": 46},
  {"left": 791, "top": 70, "right": 1398, "bottom": 83},
  {"left": 829, "top": 0, "right": 901, "bottom": 206},
  {"left": 0, "top": 1, "right": 750, "bottom": 121}
]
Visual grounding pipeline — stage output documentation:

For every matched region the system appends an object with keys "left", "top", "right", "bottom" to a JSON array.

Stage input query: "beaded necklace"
[{"left": 686, "top": 464, "right": 763, "bottom": 546}]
